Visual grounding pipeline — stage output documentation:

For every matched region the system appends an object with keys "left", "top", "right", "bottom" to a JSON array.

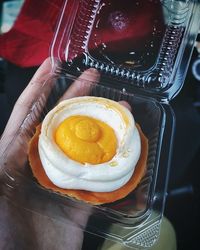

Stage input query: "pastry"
[{"left": 28, "top": 96, "right": 148, "bottom": 204}]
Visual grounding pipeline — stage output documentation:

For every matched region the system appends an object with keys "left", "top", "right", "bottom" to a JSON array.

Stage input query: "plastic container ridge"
[
  {"left": 1, "top": 0, "right": 200, "bottom": 249},
  {"left": 51, "top": 0, "right": 200, "bottom": 100}
]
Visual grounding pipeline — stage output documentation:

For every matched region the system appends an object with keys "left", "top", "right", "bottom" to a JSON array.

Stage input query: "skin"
[{"left": 0, "top": 58, "right": 132, "bottom": 250}]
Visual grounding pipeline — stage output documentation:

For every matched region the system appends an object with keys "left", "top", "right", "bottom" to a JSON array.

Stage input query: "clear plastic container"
[
  {"left": 1, "top": 0, "right": 200, "bottom": 249},
  {"left": 51, "top": 0, "right": 200, "bottom": 100}
]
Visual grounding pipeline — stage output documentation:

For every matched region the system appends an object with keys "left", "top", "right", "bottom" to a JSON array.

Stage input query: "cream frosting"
[{"left": 38, "top": 96, "right": 141, "bottom": 192}]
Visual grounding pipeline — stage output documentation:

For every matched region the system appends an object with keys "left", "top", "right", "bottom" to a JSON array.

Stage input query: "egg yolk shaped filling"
[
  {"left": 55, "top": 115, "right": 117, "bottom": 164},
  {"left": 38, "top": 97, "right": 141, "bottom": 192}
]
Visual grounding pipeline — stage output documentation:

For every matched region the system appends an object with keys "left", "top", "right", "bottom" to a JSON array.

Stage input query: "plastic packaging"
[
  {"left": 1, "top": 0, "right": 200, "bottom": 249},
  {"left": 51, "top": 0, "right": 200, "bottom": 100}
]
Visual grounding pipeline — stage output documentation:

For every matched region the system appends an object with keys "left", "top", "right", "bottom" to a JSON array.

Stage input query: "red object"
[{"left": 0, "top": 0, "right": 64, "bottom": 67}]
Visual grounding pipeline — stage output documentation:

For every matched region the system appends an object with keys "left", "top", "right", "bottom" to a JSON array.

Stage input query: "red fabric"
[
  {"left": 0, "top": 0, "right": 164, "bottom": 68},
  {"left": 0, "top": 0, "right": 64, "bottom": 67}
]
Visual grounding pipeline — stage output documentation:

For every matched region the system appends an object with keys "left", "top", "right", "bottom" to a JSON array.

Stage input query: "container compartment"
[
  {"left": 68, "top": 0, "right": 165, "bottom": 71},
  {"left": 0, "top": 74, "right": 168, "bottom": 248},
  {"left": 51, "top": 0, "right": 198, "bottom": 95}
]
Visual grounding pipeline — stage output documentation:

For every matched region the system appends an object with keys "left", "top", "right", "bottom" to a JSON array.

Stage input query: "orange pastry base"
[{"left": 28, "top": 124, "right": 148, "bottom": 205}]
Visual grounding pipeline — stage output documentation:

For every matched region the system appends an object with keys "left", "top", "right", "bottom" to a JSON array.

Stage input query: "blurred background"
[{"left": 0, "top": 1, "right": 200, "bottom": 249}]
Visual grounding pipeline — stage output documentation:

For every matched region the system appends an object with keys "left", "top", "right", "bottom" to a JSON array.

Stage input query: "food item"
[{"left": 28, "top": 96, "right": 148, "bottom": 204}]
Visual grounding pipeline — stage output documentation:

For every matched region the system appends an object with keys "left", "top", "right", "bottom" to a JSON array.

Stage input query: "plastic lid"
[{"left": 51, "top": 0, "right": 200, "bottom": 101}]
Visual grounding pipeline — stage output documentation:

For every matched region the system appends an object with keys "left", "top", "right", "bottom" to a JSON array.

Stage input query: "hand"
[
  {"left": 0, "top": 58, "right": 132, "bottom": 250},
  {"left": 0, "top": 58, "right": 100, "bottom": 250},
  {"left": 0, "top": 58, "right": 100, "bottom": 155}
]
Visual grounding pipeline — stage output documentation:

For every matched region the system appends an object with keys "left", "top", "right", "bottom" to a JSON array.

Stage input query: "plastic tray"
[
  {"left": 51, "top": 0, "right": 200, "bottom": 100},
  {"left": 1, "top": 74, "right": 173, "bottom": 248}
]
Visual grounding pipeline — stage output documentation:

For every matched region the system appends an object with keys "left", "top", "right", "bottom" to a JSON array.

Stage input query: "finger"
[
  {"left": 16, "top": 58, "right": 53, "bottom": 108},
  {"left": 59, "top": 68, "right": 100, "bottom": 101},
  {"left": 0, "top": 58, "right": 53, "bottom": 154},
  {"left": 119, "top": 100, "right": 132, "bottom": 112}
]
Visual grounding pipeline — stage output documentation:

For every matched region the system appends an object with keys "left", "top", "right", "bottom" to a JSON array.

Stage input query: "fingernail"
[{"left": 83, "top": 68, "right": 101, "bottom": 81}]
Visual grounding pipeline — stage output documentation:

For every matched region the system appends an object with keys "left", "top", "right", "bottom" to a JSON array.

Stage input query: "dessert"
[{"left": 28, "top": 96, "right": 148, "bottom": 204}]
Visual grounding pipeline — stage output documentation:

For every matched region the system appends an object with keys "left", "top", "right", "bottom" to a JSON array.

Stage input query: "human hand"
[
  {"left": 0, "top": 58, "right": 101, "bottom": 250},
  {"left": 0, "top": 58, "right": 132, "bottom": 250},
  {"left": 0, "top": 58, "right": 101, "bottom": 155}
]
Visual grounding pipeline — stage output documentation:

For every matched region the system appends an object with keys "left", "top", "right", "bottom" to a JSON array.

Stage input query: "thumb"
[{"left": 0, "top": 58, "right": 53, "bottom": 155}]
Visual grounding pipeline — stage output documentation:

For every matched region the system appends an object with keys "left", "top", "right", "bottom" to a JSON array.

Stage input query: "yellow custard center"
[{"left": 55, "top": 115, "right": 117, "bottom": 164}]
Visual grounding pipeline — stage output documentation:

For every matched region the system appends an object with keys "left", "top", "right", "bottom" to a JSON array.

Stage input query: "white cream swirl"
[{"left": 38, "top": 96, "right": 141, "bottom": 192}]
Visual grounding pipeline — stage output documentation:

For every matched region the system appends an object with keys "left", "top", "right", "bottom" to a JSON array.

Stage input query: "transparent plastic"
[
  {"left": 0, "top": 0, "right": 199, "bottom": 249},
  {"left": 51, "top": 0, "right": 200, "bottom": 100},
  {"left": 0, "top": 74, "right": 174, "bottom": 248}
]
